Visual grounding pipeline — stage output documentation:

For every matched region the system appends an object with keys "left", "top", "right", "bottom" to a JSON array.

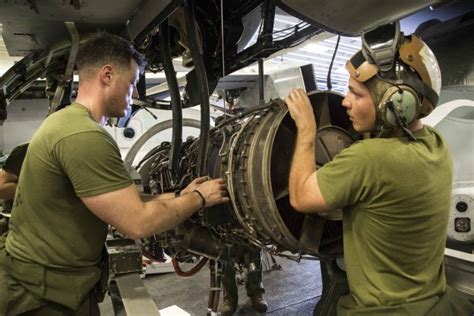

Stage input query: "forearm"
[
  {"left": 141, "top": 192, "right": 176, "bottom": 202},
  {"left": 0, "top": 170, "right": 18, "bottom": 200},
  {"left": 135, "top": 191, "right": 202, "bottom": 238},
  {"left": 0, "top": 182, "right": 16, "bottom": 200},
  {"left": 289, "top": 129, "right": 317, "bottom": 206},
  {"left": 154, "top": 192, "right": 176, "bottom": 200},
  {"left": 84, "top": 178, "right": 226, "bottom": 239}
]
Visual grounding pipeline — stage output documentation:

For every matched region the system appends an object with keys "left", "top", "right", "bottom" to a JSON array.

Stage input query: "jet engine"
[{"left": 126, "top": 91, "right": 360, "bottom": 266}]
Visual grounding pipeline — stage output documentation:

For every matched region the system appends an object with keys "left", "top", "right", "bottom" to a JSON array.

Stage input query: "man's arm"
[
  {"left": 286, "top": 89, "right": 332, "bottom": 213},
  {"left": 81, "top": 177, "right": 228, "bottom": 239},
  {"left": 141, "top": 176, "right": 211, "bottom": 201},
  {"left": 0, "top": 169, "right": 19, "bottom": 200}
]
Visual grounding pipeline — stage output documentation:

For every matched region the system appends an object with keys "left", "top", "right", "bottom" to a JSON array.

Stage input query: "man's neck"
[
  {"left": 376, "top": 119, "right": 424, "bottom": 138},
  {"left": 74, "top": 86, "right": 105, "bottom": 123},
  {"left": 408, "top": 119, "right": 423, "bottom": 132}
]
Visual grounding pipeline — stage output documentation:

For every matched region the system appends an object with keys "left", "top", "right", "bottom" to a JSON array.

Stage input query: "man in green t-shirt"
[
  {"left": 286, "top": 23, "right": 473, "bottom": 315},
  {"left": 0, "top": 32, "right": 229, "bottom": 315}
]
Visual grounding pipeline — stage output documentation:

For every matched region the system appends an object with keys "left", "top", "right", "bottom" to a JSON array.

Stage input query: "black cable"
[
  {"left": 385, "top": 100, "right": 416, "bottom": 141},
  {"left": 184, "top": 0, "right": 211, "bottom": 177},
  {"left": 159, "top": 19, "right": 182, "bottom": 175},
  {"left": 327, "top": 35, "right": 340, "bottom": 91}
]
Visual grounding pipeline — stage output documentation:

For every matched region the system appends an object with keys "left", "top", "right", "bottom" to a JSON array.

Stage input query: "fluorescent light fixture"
[
  {"left": 334, "top": 66, "right": 348, "bottom": 74},
  {"left": 273, "top": 75, "right": 301, "bottom": 83},
  {"left": 146, "top": 72, "right": 188, "bottom": 79},
  {"left": 303, "top": 42, "right": 330, "bottom": 53}
]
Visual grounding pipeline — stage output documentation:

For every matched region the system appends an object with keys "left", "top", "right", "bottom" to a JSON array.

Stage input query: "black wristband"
[
  {"left": 175, "top": 189, "right": 181, "bottom": 197},
  {"left": 193, "top": 190, "right": 206, "bottom": 209}
]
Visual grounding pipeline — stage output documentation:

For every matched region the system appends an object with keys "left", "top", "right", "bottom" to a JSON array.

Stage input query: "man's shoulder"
[
  {"left": 352, "top": 137, "right": 403, "bottom": 155},
  {"left": 336, "top": 139, "right": 374, "bottom": 158},
  {"left": 37, "top": 104, "right": 109, "bottom": 144},
  {"left": 47, "top": 104, "right": 99, "bottom": 131}
]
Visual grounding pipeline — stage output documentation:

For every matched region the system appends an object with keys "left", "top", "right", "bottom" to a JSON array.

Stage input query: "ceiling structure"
[
  {"left": 236, "top": 9, "right": 360, "bottom": 94},
  {"left": 0, "top": 25, "right": 21, "bottom": 76},
  {"left": 0, "top": 8, "right": 358, "bottom": 98},
  {"left": 2, "top": 2, "right": 471, "bottom": 99}
]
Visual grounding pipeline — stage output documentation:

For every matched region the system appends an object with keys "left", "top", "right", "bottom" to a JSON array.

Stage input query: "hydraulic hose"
[
  {"left": 184, "top": 0, "right": 210, "bottom": 176},
  {"left": 172, "top": 256, "right": 209, "bottom": 277},
  {"left": 159, "top": 20, "right": 182, "bottom": 176}
]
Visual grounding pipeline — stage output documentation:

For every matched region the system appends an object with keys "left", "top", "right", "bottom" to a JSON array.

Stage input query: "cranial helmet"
[{"left": 346, "top": 21, "right": 441, "bottom": 134}]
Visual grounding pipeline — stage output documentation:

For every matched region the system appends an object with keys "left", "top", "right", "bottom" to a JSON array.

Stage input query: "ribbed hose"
[
  {"left": 184, "top": 0, "right": 210, "bottom": 176},
  {"left": 159, "top": 20, "right": 182, "bottom": 175},
  {"left": 172, "top": 256, "right": 208, "bottom": 277}
]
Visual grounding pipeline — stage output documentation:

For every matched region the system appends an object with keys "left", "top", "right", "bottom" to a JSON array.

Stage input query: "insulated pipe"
[
  {"left": 159, "top": 20, "right": 183, "bottom": 175},
  {"left": 184, "top": 0, "right": 210, "bottom": 176},
  {"left": 258, "top": 58, "right": 265, "bottom": 105},
  {"left": 260, "top": 0, "right": 275, "bottom": 44}
]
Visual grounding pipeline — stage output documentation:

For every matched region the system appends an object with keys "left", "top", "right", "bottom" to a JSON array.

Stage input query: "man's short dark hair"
[{"left": 76, "top": 32, "right": 146, "bottom": 77}]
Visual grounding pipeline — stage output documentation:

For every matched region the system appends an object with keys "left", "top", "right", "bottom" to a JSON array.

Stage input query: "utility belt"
[{"left": 1, "top": 247, "right": 109, "bottom": 310}]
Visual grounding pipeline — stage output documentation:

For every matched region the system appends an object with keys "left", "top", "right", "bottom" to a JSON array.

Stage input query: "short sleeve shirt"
[
  {"left": 6, "top": 103, "right": 132, "bottom": 268},
  {"left": 317, "top": 126, "right": 455, "bottom": 313}
]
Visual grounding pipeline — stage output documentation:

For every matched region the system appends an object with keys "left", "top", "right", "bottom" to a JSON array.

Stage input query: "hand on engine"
[
  {"left": 181, "top": 176, "right": 210, "bottom": 195},
  {"left": 285, "top": 88, "right": 317, "bottom": 133},
  {"left": 192, "top": 177, "right": 229, "bottom": 208}
]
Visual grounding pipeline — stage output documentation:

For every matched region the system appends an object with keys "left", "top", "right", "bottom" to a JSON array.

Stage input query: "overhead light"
[
  {"left": 146, "top": 72, "right": 188, "bottom": 79},
  {"left": 334, "top": 66, "right": 348, "bottom": 74},
  {"left": 273, "top": 75, "right": 301, "bottom": 83},
  {"left": 303, "top": 43, "right": 329, "bottom": 53}
]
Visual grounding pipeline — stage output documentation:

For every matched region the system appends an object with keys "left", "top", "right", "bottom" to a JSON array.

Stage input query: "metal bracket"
[{"left": 49, "top": 21, "right": 79, "bottom": 114}]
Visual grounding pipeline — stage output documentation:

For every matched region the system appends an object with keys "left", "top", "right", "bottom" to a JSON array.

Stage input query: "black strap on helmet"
[{"left": 399, "top": 72, "right": 439, "bottom": 108}]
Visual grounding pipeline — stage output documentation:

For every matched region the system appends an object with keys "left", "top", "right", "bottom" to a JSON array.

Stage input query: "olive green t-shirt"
[
  {"left": 4, "top": 103, "right": 132, "bottom": 307},
  {"left": 317, "top": 126, "right": 470, "bottom": 314}
]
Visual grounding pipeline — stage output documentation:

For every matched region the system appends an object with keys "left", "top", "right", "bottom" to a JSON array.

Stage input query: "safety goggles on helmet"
[{"left": 362, "top": 21, "right": 402, "bottom": 73}]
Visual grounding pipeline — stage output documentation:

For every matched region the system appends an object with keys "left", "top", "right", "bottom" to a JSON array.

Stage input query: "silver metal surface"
[
  {"left": 444, "top": 248, "right": 474, "bottom": 300},
  {"left": 115, "top": 273, "right": 161, "bottom": 315}
]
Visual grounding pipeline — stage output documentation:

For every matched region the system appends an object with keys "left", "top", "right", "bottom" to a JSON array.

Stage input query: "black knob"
[
  {"left": 123, "top": 127, "right": 135, "bottom": 139},
  {"left": 456, "top": 201, "right": 468, "bottom": 213}
]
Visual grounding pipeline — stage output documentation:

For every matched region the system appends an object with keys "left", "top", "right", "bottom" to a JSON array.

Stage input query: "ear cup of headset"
[{"left": 378, "top": 85, "right": 420, "bottom": 128}]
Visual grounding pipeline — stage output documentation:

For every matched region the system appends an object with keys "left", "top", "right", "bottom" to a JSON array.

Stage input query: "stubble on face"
[{"left": 105, "top": 60, "right": 139, "bottom": 118}]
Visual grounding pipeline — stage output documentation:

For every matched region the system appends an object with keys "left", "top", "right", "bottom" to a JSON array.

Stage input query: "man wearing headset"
[{"left": 286, "top": 22, "right": 473, "bottom": 315}]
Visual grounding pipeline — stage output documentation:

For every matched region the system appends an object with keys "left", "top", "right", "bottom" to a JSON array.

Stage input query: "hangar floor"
[{"left": 99, "top": 255, "right": 323, "bottom": 315}]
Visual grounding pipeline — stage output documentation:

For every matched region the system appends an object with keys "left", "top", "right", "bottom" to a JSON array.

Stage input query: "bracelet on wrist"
[{"left": 193, "top": 190, "right": 206, "bottom": 209}]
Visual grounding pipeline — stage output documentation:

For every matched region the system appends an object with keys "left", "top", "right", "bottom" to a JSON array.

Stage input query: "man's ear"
[{"left": 99, "top": 64, "right": 114, "bottom": 86}]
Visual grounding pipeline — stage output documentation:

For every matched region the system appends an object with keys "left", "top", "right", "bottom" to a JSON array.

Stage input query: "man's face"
[
  {"left": 342, "top": 77, "right": 377, "bottom": 132},
  {"left": 106, "top": 59, "right": 139, "bottom": 118}
]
